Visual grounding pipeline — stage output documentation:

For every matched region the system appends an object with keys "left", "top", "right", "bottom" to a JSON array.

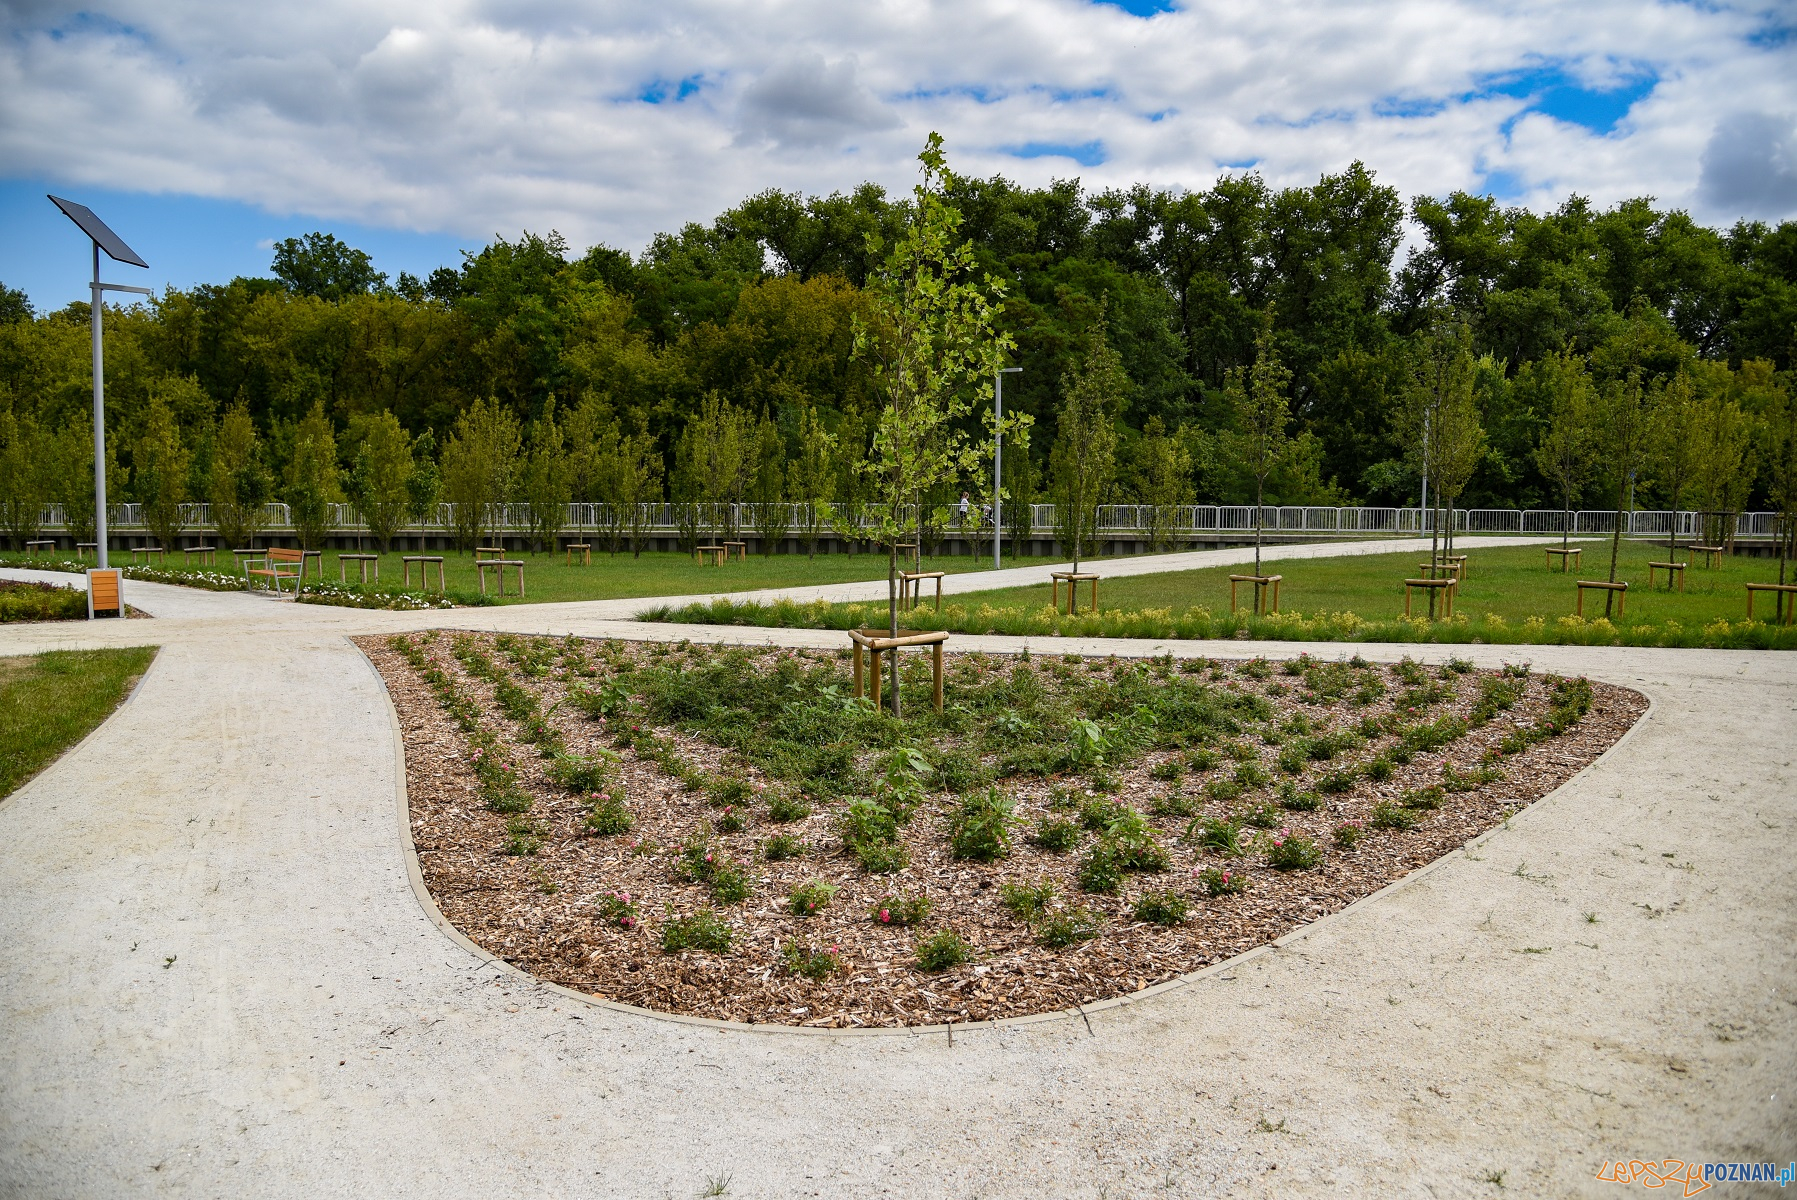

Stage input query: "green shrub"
[
  {"left": 1077, "top": 842, "right": 1124, "bottom": 894},
  {"left": 1035, "top": 908, "right": 1103, "bottom": 948},
  {"left": 1185, "top": 816, "right": 1244, "bottom": 856},
  {"left": 661, "top": 907, "right": 733, "bottom": 953},
  {"left": 855, "top": 840, "right": 911, "bottom": 874},
  {"left": 1149, "top": 758, "right": 1185, "bottom": 782},
  {"left": 584, "top": 789, "right": 633, "bottom": 835},
  {"left": 871, "top": 893, "right": 930, "bottom": 926},
  {"left": 1150, "top": 792, "right": 1196, "bottom": 818},
  {"left": 1240, "top": 803, "right": 1280, "bottom": 829},
  {"left": 788, "top": 878, "right": 837, "bottom": 917},
  {"left": 1206, "top": 778, "right": 1244, "bottom": 803},
  {"left": 707, "top": 778, "right": 752, "bottom": 808},
  {"left": 915, "top": 929, "right": 970, "bottom": 971},
  {"left": 0, "top": 581, "right": 87, "bottom": 623},
  {"left": 782, "top": 939, "right": 842, "bottom": 980},
  {"left": 762, "top": 833, "right": 802, "bottom": 861},
  {"left": 1316, "top": 766, "right": 1358, "bottom": 794},
  {"left": 502, "top": 816, "right": 542, "bottom": 856},
  {"left": 1370, "top": 800, "right": 1419, "bottom": 830},
  {"left": 839, "top": 797, "right": 898, "bottom": 851},
  {"left": 1186, "top": 747, "right": 1220, "bottom": 771},
  {"left": 708, "top": 859, "right": 751, "bottom": 904},
  {"left": 1265, "top": 831, "right": 1323, "bottom": 870},
  {"left": 1103, "top": 809, "right": 1169, "bottom": 872},
  {"left": 594, "top": 890, "right": 638, "bottom": 929},
  {"left": 1332, "top": 820, "right": 1365, "bottom": 849},
  {"left": 767, "top": 792, "right": 812, "bottom": 823},
  {"left": 949, "top": 789, "right": 1015, "bottom": 861},
  {"left": 1277, "top": 783, "right": 1322, "bottom": 812},
  {"left": 714, "top": 806, "right": 745, "bottom": 834},
  {"left": 998, "top": 880, "right": 1056, "bottom": 921},
  {"left": 1079, "top": 796, "right": 1125, "bottom": 831},
  {"left": 1030, "top": 817, "right": 1082, "bottom": 853},
  {"left": 1364, "top": 756, "right": 1395, "bottom": 782},
  {"left": 1133, "top": 890, "right": 1189, "bottom": 925},
  {"left": 1234, "top": 761, "right": 1270, "bottom": 788},
  {"left": 1401, "top": 785, "right": 1445, "bottom": 810},
  {"left": 1196, "top": 866, "right": 1246, "bottom": 897},
  {"left": 548, "top": 753, "right": 612, "bottom": 793}
]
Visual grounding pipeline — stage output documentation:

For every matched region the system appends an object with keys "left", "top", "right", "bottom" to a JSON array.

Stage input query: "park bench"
[
  {"left": 1403, "top": 577, "right": 1457, "bottom": 619},
  {"left": 694, "top": 545, "right": 726, "bottom": 565},
  {"left": 476, "top": 558, "right": 525, "bottom": 597},
  {"left": 75, "top": 542, "right": 97, "bottom": 561},
  {"left": 1230, "top": 573, "right": 1283, "bottom": 615},
  {"left": 1745, "top": 582, "right": 1797, "bottom": 626},
  {"left": 402, "top": 555, "right": 445, "bottom": 591},
  {"left": 86, "top": 567, "right": 123, "bottom": 619},
  {"left": 1574, "top": 579, "right": 1627, "bottom": 617},
  {"left": 339, "top": 553, "right": 379, "bottom": 584},
  {"left": 474, "top": 545, "right": 507, "bottom": 562},
  {"left": 183, "top": 544, "right": 217, "bottom": 566},
  {"left": 25, "top": 539, "right": 56, "bottom": 557},
  {"left": 722, "top": 540, "right": 747, "bottom": 561},
  {"left": 129, "top": 545, "right": 165, "bottom": 565},
  {"left": 1647, "top": 560, "right": 1686, "bottom": 592},
  {"left": 848, "top": 627, "right": 947, "bottom": 713},
  {"left": 1051, "top": 571, "right": 1101, "bottom": 615},
  {"left": 1545, "top": 546, "right": 1581, "bottom": 572},
  {"left": 900, "top": 569, "right": 946, "bottom": 612},
  {"left": 564, "top": 542, "right": 591, "bottom": 566},
  {"left": 244, "top": 547, "right": 305, "bottom": 596},
  {"left": 1687, "top": 544, "right": 1724, "bottom": 569}
]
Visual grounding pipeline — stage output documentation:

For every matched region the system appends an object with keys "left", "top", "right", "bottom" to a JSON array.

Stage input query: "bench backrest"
[{"left": 267, "top": 547, "right": 305, "bottom": 563}]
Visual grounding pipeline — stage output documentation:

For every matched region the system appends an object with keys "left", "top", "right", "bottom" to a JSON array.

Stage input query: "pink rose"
[{"left": 879, "top": 909, "right": 890, "bottom": 923}]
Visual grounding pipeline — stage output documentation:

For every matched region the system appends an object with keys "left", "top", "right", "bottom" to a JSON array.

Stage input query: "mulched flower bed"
[{"left": 360, "top": 632, "right": 1644, "bottom": 1029}]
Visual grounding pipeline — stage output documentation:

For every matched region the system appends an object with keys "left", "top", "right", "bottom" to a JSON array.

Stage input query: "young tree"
[
  {"left": 853, "top": 133, "right": 1015, "bottom": 714},
  {"left": 1762, "top": 369, "right": 1797, "bottom": 585},
  {"left": 1690, "top": 388, "right": 1754, "bottom": 552},
  {"left": 1594, "top": 369, "right": 1656, "bottom": 610},
  {"left": 673, "top": 393, "right": 754, "bottom": 546},
  {"left": 348, "top": 409, "right": 416, "bottom": 553},
  {"left": 612, "top": 426, "right": 664, "bottom": 558},
  {"left": 518, "top": 399, "right": 571, "bottom": 553},
  {"left": 1219, "top": 317, "right": 1293, "bottom": 576},
  {"left": 747, "top": 412, "right": 791, "bottom": 555},
  {"left": 0, "top": 408, "right": 52, "bottom": 550},
  {"left": 1395, "top": 319, "right": 1480, "bottom": 572},
  {"left": 1131, "top": 415, "right": 1194, "bottom": 552},
  {"left": 136, "top": 392, "right": 193, "bottom": 553},
  {"left": 831, "top": 408, "right": 873, "bottom": 557},
  {"left": 1646, "top": 367, "right": 1699, "bottom": 561},
  {"left": 406, "top": 431, "right": 442, "bottom": 547},
  {"left": 1003, "top": 446, "right": 1038, "bottom": 556},
  {"left": 440, "top": 397, "right": 521, "bottom": 550},
  {"left": 212, "top": 403, "right": 272, "bottom": 550},
  {"left": 789, "top": 404, "right": 837, "bottom": 559},
  {"left": 285, "top": 401, "right": 340, "bottom": 553},
  {"left": 1529, "top": 349, "right": 1598, "bottom": 555},
  {"left": 52, "top": 411, "right": 105, "bottom": 549},
  {"left": 1050, "top": 330, "right": 1125, "bottom": 576}
]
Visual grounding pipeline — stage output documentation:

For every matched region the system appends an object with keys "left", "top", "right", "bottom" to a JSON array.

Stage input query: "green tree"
[
  {"left": 673, "top": 392, "right": 754, "bottom": 547},
  {"left": 1646, "top": 367, "right": 1699, "bottom": 560},
  {"left": 212, "top": 403, "right": 272, "bottom": 549},
  {"left": 0, "top": 407, "right": 54, "bottom": 549},
  {"left": 271, "top": 233, "right": 386, "bottom": 301},
  {"left": 1219, "top": 317, "right": 1293, "bottom": 576},
  {"left": 789, "top": 404, "right": 836, "bottom": 559},
  {"left": 518, "top": 400, "right": 571, "bottom": 553},
  {"left": 831, "top": 408, "right": 873, "bottom": 557},
  {"left": 1003, "top": 445, "right": 1038, "bottom": 555},
  {"left": 285, "top": 400, "right": 340, "bottom": 552},
  {"left": 1760, "top": 368, "right": 1797, "bottom": 584},
  {"left": 440, "top": 397, "right": 520, "bottom": 550},
  {"left": 854, "top": 133, "right": 1016, "bottom": 712},
  {"left": 1593, "top": 369, "right": 1656, "bottom": 607},
  {"left": 136, "top": 391, "right": 193, "bottom": 553},
  {"left": 1051, "top": 330, "right": 1125, "bottom": 576},
  {"left": 1130, "top": 415, "right": 1193, "bottom": 551},
  {"left": 1689, "top": 387, "right": 1754, "bottom": 551},
  {"left": 1393, "top": 319, "right": 1481, "bottom": 571},
  {"left": 348, "top": 409, "right": 416, "bottom": 553},
  {"left": 747, "top": 412, "right": 790, "bottom": 555},
  {"left": 1528, "top": 349, "right": 1599, "bottom": 554},
  {"left": 51, "top": 411, "right": 103, "bottom": 548}
]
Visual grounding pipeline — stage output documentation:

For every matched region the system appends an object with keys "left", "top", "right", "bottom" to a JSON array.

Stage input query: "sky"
[{"left": 2, "top": 0, "right": 1794, "bottom": 310}]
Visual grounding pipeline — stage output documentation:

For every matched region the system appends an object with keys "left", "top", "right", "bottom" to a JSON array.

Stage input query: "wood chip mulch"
[{"left": 357, "top": 632, "right": 1645, "bottom": 1029}]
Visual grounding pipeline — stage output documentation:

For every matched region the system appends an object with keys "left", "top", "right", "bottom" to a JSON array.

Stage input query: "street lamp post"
[
  {"left": 994, "top": 366, "right": 1021, "bottom": 570},
  {"left": 49, "top": 196, "right": 151, "bottom": 571}
]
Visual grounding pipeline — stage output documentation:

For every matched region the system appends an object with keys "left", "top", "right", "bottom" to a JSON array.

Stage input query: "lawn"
[
  {"left": 3, "top": 547, "right": 1007, "bottom": 607},
  {"left": 645, "top": 539, "right": 1797, "bottom": 649},
  {"left": 0, "top": 647, "right": 158, "bottom": 798}
]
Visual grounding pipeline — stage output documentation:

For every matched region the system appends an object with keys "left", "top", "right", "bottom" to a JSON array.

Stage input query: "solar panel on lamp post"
[{"left": 48, "top": 196, "right": 152, "bottom": 571}]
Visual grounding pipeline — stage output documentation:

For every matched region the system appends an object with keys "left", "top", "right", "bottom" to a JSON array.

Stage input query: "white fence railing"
[{"left": 30, "top": 502, "right": 1780, "bottom": 541}]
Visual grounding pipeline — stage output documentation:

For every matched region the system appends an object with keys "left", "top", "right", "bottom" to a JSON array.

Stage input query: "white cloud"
[{"left": 0, "top": 0, "right": 1792, "bottom": 257}]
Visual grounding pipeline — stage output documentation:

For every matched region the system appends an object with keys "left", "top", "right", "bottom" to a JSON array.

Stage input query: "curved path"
[{"left": 0, "top": 555, "right": 1792, "bottom": 1198}]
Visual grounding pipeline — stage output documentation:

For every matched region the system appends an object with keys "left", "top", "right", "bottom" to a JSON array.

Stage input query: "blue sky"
[{"left": 2, "top": 0, "right": 1793, "bottom": 309}]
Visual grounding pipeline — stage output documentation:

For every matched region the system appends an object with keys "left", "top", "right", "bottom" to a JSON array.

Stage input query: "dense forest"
[{"left": 2, "top": 153, "right": 1795, "bottom": 555}]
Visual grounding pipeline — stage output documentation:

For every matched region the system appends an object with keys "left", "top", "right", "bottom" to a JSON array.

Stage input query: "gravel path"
[{"left": 0, "top": 545, "right": 1791, "bottom": 1199}]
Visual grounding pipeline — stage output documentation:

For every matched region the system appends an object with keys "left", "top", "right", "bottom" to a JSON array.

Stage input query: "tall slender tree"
[
  {"left": 1530, "top": 349, "right": 1598, "bottom": 555},
  {"left": 789, "top": 404, "right": 837, "bottom": 559},
  {"left": 348, "top": 409, "right": 416, "bottom": 553},
  {"left": 1219, "top": 316, "right": 1293, "bottom": 576},
  {"left": 285, "top": 400, "right": 340, "bottom": 553},
  {"left": 1051, "top": 329, "right": 1125, "bottom": 578},
  {"left": 853, "top": 133, "right": 1015, "bottom": 714},
  {"left": 440, "top": 397, "right": 520, "bottom": 550},
  {"left": 212, "top": 403, "right": 272, "bottom": 550}
]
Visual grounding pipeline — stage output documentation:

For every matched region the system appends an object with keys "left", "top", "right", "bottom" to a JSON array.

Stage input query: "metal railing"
[{"left": 31, "top": 501, "right": 1779, "bottom": 541}]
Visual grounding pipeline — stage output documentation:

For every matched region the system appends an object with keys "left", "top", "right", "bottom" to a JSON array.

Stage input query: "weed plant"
[
  {"left": 1196, "top": 866, "right": 1246, "bottom": 896},
  {"left": 915, "top": 929, "right": 970, "bottom": 971},
  {"left": 1035, "top": 908, "right": 1104, "bottom": 948},
  {"left": 661, "top": 907, "right": 734, "bottom": 953},
  {"left": 1133, "top": 890, "right": 1190, "bottom": 925},
  {"left": 998, "top": 880, "right": 1057, "bottom": 921}
]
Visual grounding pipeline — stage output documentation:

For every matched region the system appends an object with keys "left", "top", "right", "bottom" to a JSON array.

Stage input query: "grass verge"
[{"left": 1, "top": 647, "right": 158, "bottom": 799}]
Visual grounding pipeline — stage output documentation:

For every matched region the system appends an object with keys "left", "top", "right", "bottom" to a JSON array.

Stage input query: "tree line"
[{"left": 2, "top": 144, "right": 1795, "bottom": 578}]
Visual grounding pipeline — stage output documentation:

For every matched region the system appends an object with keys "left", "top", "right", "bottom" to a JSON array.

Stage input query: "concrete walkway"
[{"left": 0, "top": 548, "right": 1791, "bottom": 1199}]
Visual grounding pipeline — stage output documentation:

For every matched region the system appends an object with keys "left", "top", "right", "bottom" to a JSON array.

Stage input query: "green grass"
[
  {"left": 5, "top": 547, "right": 1005, "bottom": 606},
  {"left": 0, "top": 647, "right": 158, "bottom": 798},
  {"left": 645, "top": 540, "right": 1797, "bottom": 649}
]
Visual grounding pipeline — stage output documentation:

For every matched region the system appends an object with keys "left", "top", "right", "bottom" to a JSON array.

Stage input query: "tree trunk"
[
  {"left": 1606, "top": 477, "right": 1626, "bottom": 618},
  {"left": 887, "top": 540, "right": 901, "bottom": 717},
  {"left": 1253, "top": 477, "right": 1264, "bottom": 576}
]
